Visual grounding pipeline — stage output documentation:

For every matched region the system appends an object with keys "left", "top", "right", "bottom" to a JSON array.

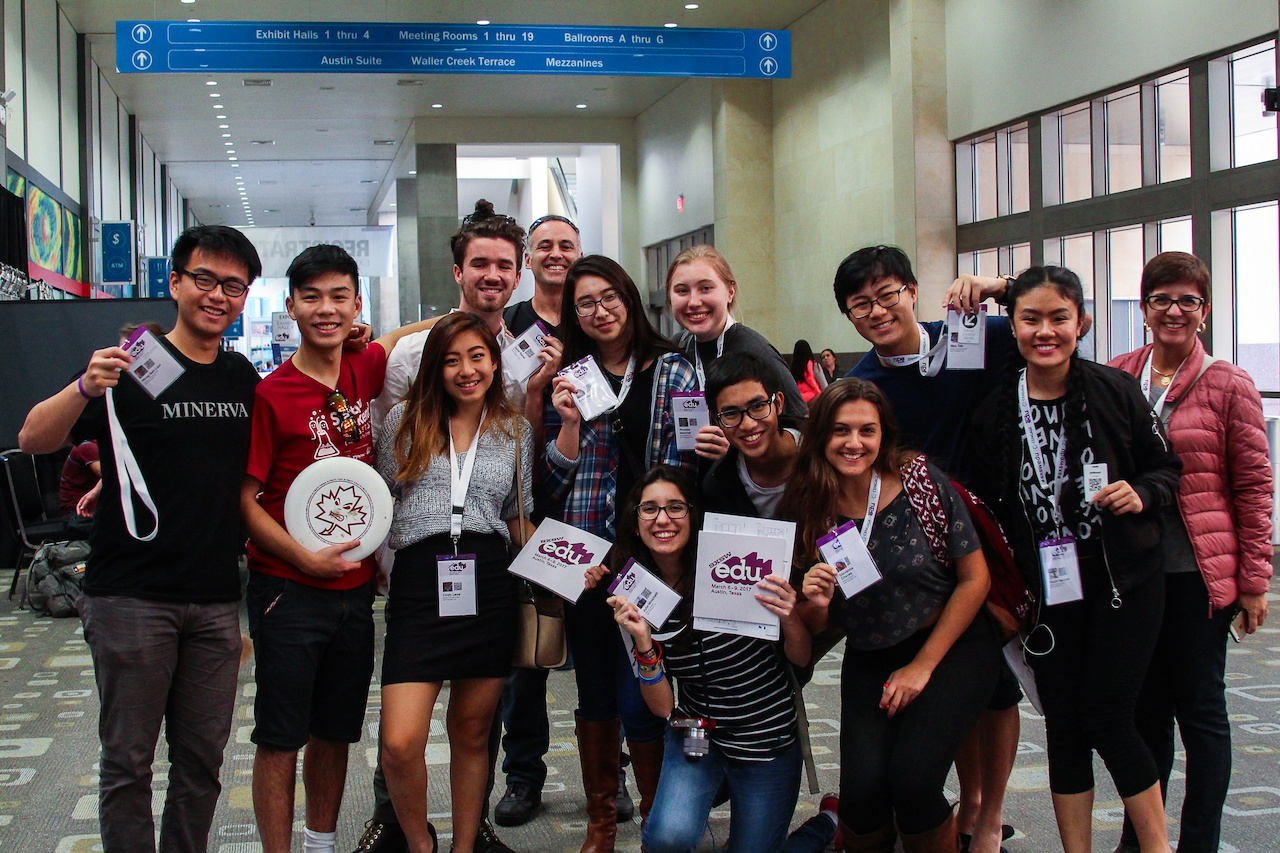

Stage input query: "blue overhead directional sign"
[{"left": 116, "top": 22, "right": 790, "bottom": 78}]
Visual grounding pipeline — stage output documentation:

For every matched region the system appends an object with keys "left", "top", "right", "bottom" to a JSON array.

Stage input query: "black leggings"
[
  {"left": 1031, "top": 568, "right": 1164, "bottom": 797},
  {"left": 838, "top": 616, "right": 1001, "bottom": 835}
]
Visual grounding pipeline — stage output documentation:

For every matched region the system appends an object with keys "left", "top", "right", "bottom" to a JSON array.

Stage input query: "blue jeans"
[
  {"left": 565, "top": 586, "right": 665, "bottom": 741},
  {"left": 642, "top": 728, "right": 802, "bottom": 853}
]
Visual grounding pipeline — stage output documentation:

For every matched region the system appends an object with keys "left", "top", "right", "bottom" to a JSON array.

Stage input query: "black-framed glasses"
[
  {"left": 574, "top": 290, "right": 623, "bottom": 317},
  {"left": 326, "top": 390, "right": 360, "bottom": 444},
  {"left": 178, "top": 267, "right": 249, "bottom": 298},
  {"left": 715, "top": 397, "right": 775, "bottom": 428},
  {"left": 1144, "top": 293, "right": 1207, "bottom": 312},
  {"left": 637, "top": 501, "right": 689, "bottom": 520},
  {"left": 844, "top": 283, "right": 910, "bottom": 319}
]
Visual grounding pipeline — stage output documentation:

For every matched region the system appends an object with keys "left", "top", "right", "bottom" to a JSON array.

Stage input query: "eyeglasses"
[
  {"left": 178, "top": 267, "right": 249, "bottom": 298},
  {"left": 1144, "top": 293, "right": 1207, "bottom": 312},
  {"left": 528, "top": 214, "right": 579, "bottom": 236},
  {"left": 715, "top": 397, "right": 775, "bottom": 428},
  {"left": 637, "top": 501, "right": 689, "bottom": 520},
  {"left": 844, "top": 284, "right": 910, "bottom": 319},
  {"left": 326, "top": 390, "right": 360, "bottom": 444},
  {"left": 574, "top": 290, "right": 623, "bottom": 317}
]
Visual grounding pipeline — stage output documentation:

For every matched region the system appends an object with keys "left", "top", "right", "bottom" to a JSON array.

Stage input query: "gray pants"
[{"left": 80, "top": 595, "right": 241, "bottom": 853}]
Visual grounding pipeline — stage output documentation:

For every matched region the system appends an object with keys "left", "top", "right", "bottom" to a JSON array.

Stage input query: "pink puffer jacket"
[{"left": 1109, "top": 340, "right": 1274, "bottom": 610}]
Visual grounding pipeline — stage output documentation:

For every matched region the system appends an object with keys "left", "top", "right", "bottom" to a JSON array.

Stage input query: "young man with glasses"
[
  {"left": 18, "top": 226, "right": 263, "bottom": 853},
  {"left": 834, "top": 246, "right": 1021, "bottom": 853},
  {"left": 240, "top": 244, "right": 431, "bottom": 853}
]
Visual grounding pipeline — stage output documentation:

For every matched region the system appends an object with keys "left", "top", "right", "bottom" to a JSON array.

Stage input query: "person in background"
[
  {"left": 544, "top": 254, "right": 697, "bottom": 852},
  {"left": 968, "top": 266, "right": 1181, "bottom": 853},
  {"left": 819, "top": 349, "right": 839, "bottom": 384},
  {"left": 374, "top": 312, "right": 535, "bottom": 853},
  {"left": 788, "top": 379, "right": 1000, "bottom": 853},
  {"left": 790, "top": 340, "right": 826, "bottom": 402},
  {"left": 1108, "top": 252, "right": 1273, "bottom": 853}
]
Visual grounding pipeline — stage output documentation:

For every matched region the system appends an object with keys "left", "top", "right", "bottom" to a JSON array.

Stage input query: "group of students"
[{"left": 18, "top": 206, "right": 1272, "bottom": 853}]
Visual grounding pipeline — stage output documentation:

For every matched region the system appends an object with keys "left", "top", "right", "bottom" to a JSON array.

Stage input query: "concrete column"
[
  {"left": 396, "top": 177, "right": 421, "bottom": 323},
  {"left": 712, "top": 79, "right": 776, "bottom": 337},
  {"left": 414, "top": 143, "right": 459, "bottom": 319},
  {"left": 890, "top": 0, "right": 955, "bottom": 317}
]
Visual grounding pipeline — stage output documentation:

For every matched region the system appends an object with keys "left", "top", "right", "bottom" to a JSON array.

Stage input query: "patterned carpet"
[{"left": 1, "top": 579, "right": 1278, "bottom": 853}]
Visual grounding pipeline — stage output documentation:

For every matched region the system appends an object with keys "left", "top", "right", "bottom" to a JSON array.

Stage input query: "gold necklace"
[{"left": 1151, "top": 365, "right": 1174, "bottom": 387}]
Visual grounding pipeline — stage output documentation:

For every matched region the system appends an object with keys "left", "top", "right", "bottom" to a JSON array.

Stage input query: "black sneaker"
[
  {"left": 494, "top": 780, "right": 541, "bottom": 827},
  {"left": 351, "top": 819, "right": 408, "bottom": 853},
  {"left": 474, "top": 819, "right": 518, "bottom": 853},
  {"left": 616, "top": 768, "right": 635, "bottom": 822}
]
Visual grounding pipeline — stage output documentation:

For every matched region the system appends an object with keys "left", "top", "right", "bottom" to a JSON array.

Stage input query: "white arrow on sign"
[
  {"left": 132, "top": 24, "right": 152, "bottom": 44},
  {"left": 760, "top": 57, "right": 777, "bottom": 76},
  {"left": 759, "top": 32, "right": 777, "bottom": 51},
  {"left": 132, "top": 50, "right": 152, "bottom": 70}
]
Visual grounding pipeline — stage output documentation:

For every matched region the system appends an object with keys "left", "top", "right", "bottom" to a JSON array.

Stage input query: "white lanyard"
[
  {"left": 693, "top": 317, "right": 735, "bottom": 387},
  {"left": 104, "top": 388, "right": 159, "bottom": 542},
  {"left": 876, "top": 323, "right": 945, "bottom": 376},
  {"left": 857, "top": 470, "right": 882, "bottom": 544},
  {"left": 607, "top": 354, "right": 638, "bottom": 411},
  {"left": 447, "top": 407, "right": 487, "bottom": 552},
  {"left": 1139, "top": 351, "right": 1182, "bottom": 418},
  {"left": 1018, "top": 369, "right": 1068, "bottom": 529}
]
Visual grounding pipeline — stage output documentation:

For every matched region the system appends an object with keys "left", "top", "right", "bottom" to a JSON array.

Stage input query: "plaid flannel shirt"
[{"left": 542, "top": 351, "right": 698, "bottom": 539}]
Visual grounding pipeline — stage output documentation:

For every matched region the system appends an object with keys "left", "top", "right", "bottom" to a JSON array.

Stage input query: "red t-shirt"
[
  {"left": 246, "top": 343, "right": 388, "bottom": 589},
  {"left": 59, "top": 440, "right": 100, "bottom": 514}
]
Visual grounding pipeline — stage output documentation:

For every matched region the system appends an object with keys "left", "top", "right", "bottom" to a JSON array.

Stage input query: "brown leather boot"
[
  {"left": 841, "top": 820, "right": 897, "bottom": 853},
  {"left": 625, "top": 737, "right": 665, "bottom": 825},
  {"left": 576, "top": 715, "right": 620, "bottom": 853},
  {"left": 900, "top": 811, "right": 960, "bottom": 853}
]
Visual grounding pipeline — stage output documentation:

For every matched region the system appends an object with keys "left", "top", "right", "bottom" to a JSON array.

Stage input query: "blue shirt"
[{"left": 848, "top": 316, "right": 1016, "bottom": 483}]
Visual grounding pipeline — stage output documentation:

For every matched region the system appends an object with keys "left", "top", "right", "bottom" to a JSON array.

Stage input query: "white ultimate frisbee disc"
[{"left": 284, "top": 457, "right": 393, "bottom": 561}]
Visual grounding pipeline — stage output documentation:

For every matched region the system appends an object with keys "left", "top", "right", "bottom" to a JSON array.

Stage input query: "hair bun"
[{"left": 472, "top": 199, "right": 497, "bottom": 220}]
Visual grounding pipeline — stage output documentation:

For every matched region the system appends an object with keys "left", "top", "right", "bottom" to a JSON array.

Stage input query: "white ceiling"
[{"left": 56, "top": 1, "right": 824, "bottom": 229}]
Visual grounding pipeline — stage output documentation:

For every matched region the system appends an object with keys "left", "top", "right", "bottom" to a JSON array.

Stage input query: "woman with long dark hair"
[
  {"left": 789, "top": 339, "right": 826, "bottom": 402},
  {"left": 1108, "top": 252, "right": 1272, "bottom": 853},
  {"left": 544, "top": 255, "right": 698, "bottom": 852},
  {"left": 374, "top": 312, "right": 534, "bottom": 853},
  {"left": 968, "top": 266, "right": 1182, "bottom": 853},
  {"left": 594, "top": 465, "right": 812, "bottom": 853},
  {"left": 784, "top": 379, "right": 1000, "bottom": 853}
]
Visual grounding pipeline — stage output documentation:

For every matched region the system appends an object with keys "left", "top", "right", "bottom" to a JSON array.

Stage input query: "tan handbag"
[{"left": 510, "top": 419, "right": 568, "bottom": 670}]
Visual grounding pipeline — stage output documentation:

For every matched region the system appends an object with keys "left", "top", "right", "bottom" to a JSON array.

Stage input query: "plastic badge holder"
[
  {"left": 558, "top": 355, "right": 620, "bottom": 422},
  {"left": 502, "top": 320, "right": 552, "bottom": 385}
]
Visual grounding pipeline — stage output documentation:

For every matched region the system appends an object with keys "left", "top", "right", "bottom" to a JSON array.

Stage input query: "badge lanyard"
[
  {"left": 876, "top": 323, "right": 946, "bottom": 377},
  {"left": 693, "top": 317, "right": 735, "bottom": 387},
  {"left": 447, "top": 407, "right": 487, "bottom": 554},
  {"left": 857, "top": 470, "right": 882, "bottom": 544},
  {"left": 1138, "top": 351, "right": 1183, "bottom": 419},
  {"left": 104, "top": 388, "right": 160, "bottom": 542},
  {"left": 606, "top": 354, "right": 638, "bottom": 412},
  {"left": 1018, "top": 369, "right": 1069, "bottom": 532}
]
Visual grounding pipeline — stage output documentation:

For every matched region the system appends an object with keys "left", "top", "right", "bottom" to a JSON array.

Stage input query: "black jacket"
[
  {"left": 701, "top": 447, "right": 759, "bottom": 518},
  {"left": 968, "top": 359, "right": 1182, "bottom": 609}
]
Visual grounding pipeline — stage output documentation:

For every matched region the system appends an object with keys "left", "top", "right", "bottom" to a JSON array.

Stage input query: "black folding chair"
[{"left": 1, "top": 449, "right": 72, "bottom": 603}]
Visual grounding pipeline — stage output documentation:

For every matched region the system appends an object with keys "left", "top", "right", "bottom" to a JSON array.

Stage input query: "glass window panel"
[
  {"left": 1233, "top": 201, "right": 1279, "bottom": 392},
  {"left": 1231, "top": 41, "right": 1278, "bottom": 167},
  {"left": 1060, "top": 104, "right": 1093, "bottom": 203},
  {"left": 1158, "top": 216, "right": 1193, "bottom": 253},
  {"left": 975, "top": 248, "right": 999, "bottom": 277},
  {"left": 974, "top": 135, "right": 998, "bottom": 221},
  {"left": 1012, "top": 242, "right": 1031, "bottom": 275},
  {"left": 1009, "top": 125, "right": 1030, "bottom": 214},
  {"left": 1047, "top": 233, "right": 1097, "bottom": 360},
  {"left": 958, "top": 251, "right": 977, "bottom": 275},
  {"left": 1105, "top": 87, "right": 1143, "bottom": 193},
  {"left": 1107, "top": 225, "right": 1146, "bottom": 357},
  {"left": 1156, "top": 70, "right": 1191, "bottom": 182}
]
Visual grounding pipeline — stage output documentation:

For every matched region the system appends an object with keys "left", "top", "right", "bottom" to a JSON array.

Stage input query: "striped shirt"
[{"left": 659, "top": 628, "right": 797, "bottom": 762}]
